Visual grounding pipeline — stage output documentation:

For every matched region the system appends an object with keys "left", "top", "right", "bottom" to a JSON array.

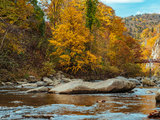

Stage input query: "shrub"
[{"left": 40, "top": 61, "right": 55, "bottom": 77}]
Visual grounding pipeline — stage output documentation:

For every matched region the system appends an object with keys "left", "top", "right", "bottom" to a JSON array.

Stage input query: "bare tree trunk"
[{"left": 0, "top": 30, "right": 8, "bottom": 50}]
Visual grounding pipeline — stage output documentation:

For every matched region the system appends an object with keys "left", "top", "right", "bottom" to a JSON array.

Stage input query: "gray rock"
[
  {"left": 5, "top": 82, "right": 13, "bottom": 86},
  {"left": 28, "top": 76, "right": 37, "bottom": 83},
  {"left": 10, "top": 101, "right": 23, "bottom": 104},
  {"left": 116, "top": 76, "right": 128, "bottom": 80},
  {"left": 1, "top": 82, "right": 5, "bottom": 86},
  {"left": 71, "top": 79, "right": 83, "bottom": 81},
  {"left": 21, "top": 83, "right": 37, "bottom": 88},
  {"left": 142, "top": 78, "right": 156, "bottom": 86},
  {"left": 156, "top": 81, "right": 160, "bottom": 84},
  {"left": 56, "top": 71, "right": 65, "bottom": 80},
  {"left": 146, "top": 90, "right": 154, "bottom": 94},
  {"left": 62, "top": 78, "right": 72, "bottom": 83},
  {"left": 43, "top": 77, "right": 53, "bottom": 85},
  {"left": 26, "top": 87, "right": 49, "bottom": 93},
  {"left": 52, "top": 77, "right": 61, "bottom": 86},
  {"left": 17, "top": 81, "right": 28, "bottom": 85},
  {"left": 36, "top": 81, "right": 46, "bottom": 87},
  {"left": 49, "top": 79, "right": 136, "bottom": 94},
  {"left": 128, "top": 78, "right": 141, "bottom": 86},
  {"left": 135, "top": 77, "right": 143, "bottom": 81},
  {"left": 157, "top": 84, "right": 160, "bottom": 88}
]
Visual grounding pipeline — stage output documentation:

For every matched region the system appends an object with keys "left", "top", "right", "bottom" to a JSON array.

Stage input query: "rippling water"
[{"left": 0, "top": 87, "right": 159, "bottom": 120}]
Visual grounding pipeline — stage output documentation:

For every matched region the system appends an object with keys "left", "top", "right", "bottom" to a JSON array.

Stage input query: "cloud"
[
  {"left": 136, "top": 11, "right": 143, "bottom": 15},
  {"left": 100, "top": 0, "right": 144, "bottom": 3}
]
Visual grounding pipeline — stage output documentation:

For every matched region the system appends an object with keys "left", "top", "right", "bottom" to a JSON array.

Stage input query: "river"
[{"left": 0, "top": 86, "right": 159, "bottom": 120}]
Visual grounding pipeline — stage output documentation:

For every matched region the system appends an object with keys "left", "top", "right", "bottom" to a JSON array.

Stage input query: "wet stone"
[{"left": 22, "top": 114, "right": 54, "bottom": 119}]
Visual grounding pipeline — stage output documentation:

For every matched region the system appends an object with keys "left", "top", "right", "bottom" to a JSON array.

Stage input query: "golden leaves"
[{"left": 49, "top": 0, "right": 101, "bottom": 73}]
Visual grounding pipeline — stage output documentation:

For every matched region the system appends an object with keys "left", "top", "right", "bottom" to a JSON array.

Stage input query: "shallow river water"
[{"left": 0, "top": 87, "right": 159, "bottom": 120}]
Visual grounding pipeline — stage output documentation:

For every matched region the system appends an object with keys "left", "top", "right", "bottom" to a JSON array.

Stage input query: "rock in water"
[
  {"left": 148, "top": 110, "right": 160, "bottom": 119},
  {"left": 21, "top": 83, "right": 37, "bottom": 88},
  {"left": 156, "top": 89, "right": 160, "bottom": 102},
  {"left": 36, "top": 81, "right": 47, "bottom": 87},
  {"left": 26, "top": 87, "right": 49, "bottom": 93},
  {"left": 49, "top": 79, "right": 136, "bottom": 94},
  {"left": 142, "top": 78, "right": 156, "bottom": 86}
]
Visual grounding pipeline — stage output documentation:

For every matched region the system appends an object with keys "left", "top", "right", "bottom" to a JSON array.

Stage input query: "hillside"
[
  {"left": 123, "top": 14, "right": 160, "bottom": 39},
  {"left": 0, "top": 0, "right": 143, "bottom": 82}
]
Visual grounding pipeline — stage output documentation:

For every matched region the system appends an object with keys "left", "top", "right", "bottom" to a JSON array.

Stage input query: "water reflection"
[{"left": 0, "top": 87, "right": 158, "bottom": 120}]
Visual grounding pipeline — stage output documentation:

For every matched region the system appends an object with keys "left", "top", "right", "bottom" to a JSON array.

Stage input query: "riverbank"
[{"left": 1, "top": 71, "right": 160, "bottom": 94}]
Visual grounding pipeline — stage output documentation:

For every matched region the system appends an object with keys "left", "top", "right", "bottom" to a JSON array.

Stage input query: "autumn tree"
[
  {"left": 0, "top": 0, "right": 34, "bottom": 52},
  {"left": 0, "top": 0, "right": 48, "bottom": 81},
  {"left": 49, "top": 1, "right": 101, "bottom": 73}
]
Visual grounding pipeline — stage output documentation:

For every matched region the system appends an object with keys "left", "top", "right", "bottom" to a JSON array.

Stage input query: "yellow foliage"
[{"left": 49, "top": 0, "right": 100, "bottom": 73}]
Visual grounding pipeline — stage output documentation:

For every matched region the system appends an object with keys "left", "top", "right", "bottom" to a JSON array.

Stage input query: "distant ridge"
[{"left": 123, "top": 13, "right": 160, "bottom": 39}]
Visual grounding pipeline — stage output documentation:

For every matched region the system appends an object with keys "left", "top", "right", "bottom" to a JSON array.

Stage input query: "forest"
[{"left": 1, "top": 0, "right": 158, "bottom": 82}]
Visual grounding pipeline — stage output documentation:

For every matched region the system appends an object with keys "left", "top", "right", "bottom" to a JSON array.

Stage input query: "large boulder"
[
  {"left": 49, "top": 79, "right": 136, "bottom": 94},
  {"left": 156, "top": 89, "right": 160, "bottom": 102},
  {"left": 26, "top": 87, "right": 49, "bottom": 93}
]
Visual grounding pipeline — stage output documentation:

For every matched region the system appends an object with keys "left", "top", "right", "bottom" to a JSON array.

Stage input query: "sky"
[{"left": 100, "top": 0, "right": 160, "bottom": 17}]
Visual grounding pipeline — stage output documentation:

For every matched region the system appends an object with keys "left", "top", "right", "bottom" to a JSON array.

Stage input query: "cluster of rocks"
[
  {"left": 24, "top": 76, "right": 137, "bottom": 94},
  {"left": 118, "top": 76, "right": 160, "bottom": 87},
  {"left": 2, "top": 72, "right": 160, "bottom": 95},
  {"left": 0, "top": 71, "right": 81, "bottom": 92}
]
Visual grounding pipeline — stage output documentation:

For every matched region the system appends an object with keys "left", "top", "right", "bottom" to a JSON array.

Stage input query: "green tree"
[
  {"left": 30, "top": 0, "right": 45, "bottom": 36},
  {"left": 85, "top": 0, "right": 99, "bottom": 32}
]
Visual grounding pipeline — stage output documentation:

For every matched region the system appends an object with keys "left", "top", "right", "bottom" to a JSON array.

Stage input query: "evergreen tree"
[{"left": 85, "top": 0, "right": 99, "bottom": 32}]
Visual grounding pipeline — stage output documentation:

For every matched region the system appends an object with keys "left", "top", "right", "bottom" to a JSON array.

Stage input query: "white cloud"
[
  {"left": 100, "top": 0, "right": 144, "bottom": 3},
  {"left": 136, "top": 11, "right": 143, "bottom": 15}
]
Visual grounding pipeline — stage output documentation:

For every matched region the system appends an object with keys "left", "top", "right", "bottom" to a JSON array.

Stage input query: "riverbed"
[{"left": 0, "top": 87, "right": 159, "bottom": 120}]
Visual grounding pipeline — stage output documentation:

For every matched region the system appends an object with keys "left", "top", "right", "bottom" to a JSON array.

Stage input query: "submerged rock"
[
  {"left": 10, "top": 101, "right": 23, "bottom": 104},
  {"left": 49, "top": 79, "right": 136, "bottom": 94},
  {"left": 148, "top": 110, "right": 160, "bottom": 119},
  {"left": 26, "top": 87, "right": 49, "bottom": 93},
  {"left": 23, "top": 114, "right": 54, "bottom": 119},
  {"left": 146, "top": 90, "right": 154, "bottom": 94}
]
